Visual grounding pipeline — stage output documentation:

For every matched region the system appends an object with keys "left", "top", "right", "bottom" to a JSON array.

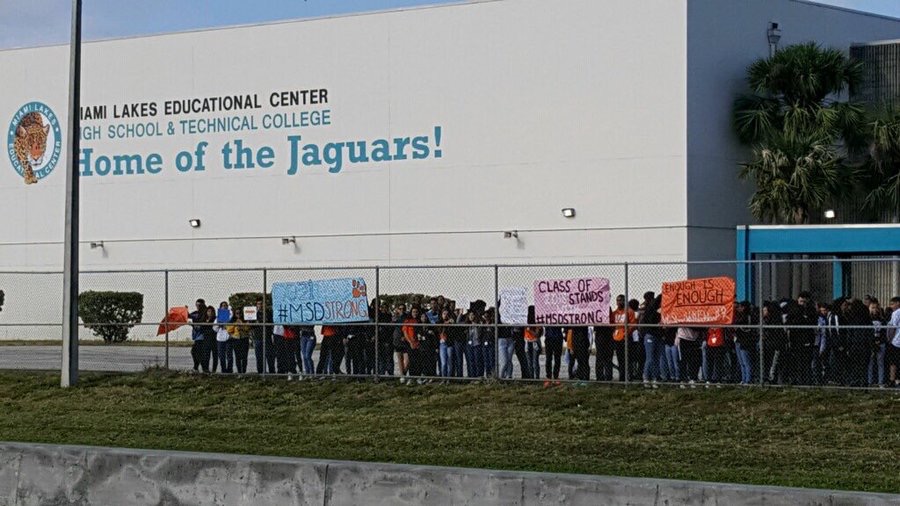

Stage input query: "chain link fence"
[{"left": 0, "top": 259, "right": 898, "bottom": 389}]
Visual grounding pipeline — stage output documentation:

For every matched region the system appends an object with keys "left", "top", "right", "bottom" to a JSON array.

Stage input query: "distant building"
[{"left": 852, "top": 39, "right": 900, "bottom": 106}]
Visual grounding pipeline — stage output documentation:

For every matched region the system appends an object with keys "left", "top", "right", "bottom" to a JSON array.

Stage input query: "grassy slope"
[{"left": 0, "top": 370, "right": 897, "bottom": 493}]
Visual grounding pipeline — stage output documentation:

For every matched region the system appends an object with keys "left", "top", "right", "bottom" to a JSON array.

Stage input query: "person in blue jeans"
[
  {"left": 465, "top": 311, "right": 484, "bottom": 377},
  {"left": 215, "top": 304, "right": 234, "bottom": 374},
  {"left": 249, "top": 299, "right": 275, "bottom": 374},
  {"left": 299, "top": 326, "right": 316, "bottom": 375},
  {"left": 663, "top": 326, "right": 680, "bottom": 382},
  {"left": 640, "top": 293, "right": 662, "bottom": 385},
  {"left": 482, "top": 310, "right": 497, "bottom": 378},
  {"left": 733, "top": 301, "right": 757, "bottom": 385},
  {"left": 499, "top": 327, "right": 516, "bottom": 379},
  {"left": 438, "top": 310, "right": 455, "bottom": 377}
]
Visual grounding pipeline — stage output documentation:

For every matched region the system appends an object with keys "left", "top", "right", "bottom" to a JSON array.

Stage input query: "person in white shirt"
[{"left": 886, "top": 297, "right": 900, "bottom": 388}]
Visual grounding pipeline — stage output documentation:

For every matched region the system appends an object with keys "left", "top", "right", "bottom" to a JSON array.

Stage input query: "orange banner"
[
  {"left": 661, "top": 277, "right": 735, "bottom": 325},
  {"left": 156, "top": 306, "right": 189, "bottom": 336}
]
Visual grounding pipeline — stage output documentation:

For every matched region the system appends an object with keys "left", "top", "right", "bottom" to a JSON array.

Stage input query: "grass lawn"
[{"left": 0, "top": 370, "right": 898, "bottom": 493}]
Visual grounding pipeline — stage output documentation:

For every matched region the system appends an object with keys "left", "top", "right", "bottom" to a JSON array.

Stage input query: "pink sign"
[{"left": 533, "top": 277, "right": 611, "bottom": 325}]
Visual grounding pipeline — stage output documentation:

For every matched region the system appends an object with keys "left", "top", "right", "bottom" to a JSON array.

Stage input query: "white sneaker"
[{"left": 399, "top": 377, "right": 407, "bottom": 384}]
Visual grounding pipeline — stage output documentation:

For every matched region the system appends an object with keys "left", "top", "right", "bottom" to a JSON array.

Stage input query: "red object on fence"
[{"left": 156, "top": 306, "right": 189, "bottom": 336}]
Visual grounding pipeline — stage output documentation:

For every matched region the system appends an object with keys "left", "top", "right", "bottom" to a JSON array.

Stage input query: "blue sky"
[{"left": 0, "top": 0, "right": 898, "bottom": 50}]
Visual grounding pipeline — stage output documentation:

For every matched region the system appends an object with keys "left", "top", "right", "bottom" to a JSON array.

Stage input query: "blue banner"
[{"left": 272, "top": 277, "right": 369, "bottom": 324}]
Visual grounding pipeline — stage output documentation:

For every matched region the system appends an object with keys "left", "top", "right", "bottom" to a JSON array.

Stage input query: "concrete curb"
[{"left": 0, "top": 442, "right": 898, "bottom": 505}]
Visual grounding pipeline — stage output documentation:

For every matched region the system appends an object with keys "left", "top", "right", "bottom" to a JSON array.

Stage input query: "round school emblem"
[{"left": 7, "top": 102, "right": 62, "bottom": 185}]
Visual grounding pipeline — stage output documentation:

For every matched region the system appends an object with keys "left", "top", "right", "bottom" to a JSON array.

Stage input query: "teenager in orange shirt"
[{"left": 610, "top": 294, "right": 636, "bottom": 382}]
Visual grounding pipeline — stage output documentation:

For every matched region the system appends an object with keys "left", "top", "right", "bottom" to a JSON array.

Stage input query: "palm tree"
[
  {"left": 733, "top": 42, "right": 866, "bottom": 224},
  {"left": 862, "top": 106, "right": 900, "bottom": 221}
]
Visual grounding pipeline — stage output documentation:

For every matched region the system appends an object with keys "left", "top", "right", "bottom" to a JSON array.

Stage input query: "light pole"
[{"left": 61, "top": 0, "right": 83, "bottom": 387}]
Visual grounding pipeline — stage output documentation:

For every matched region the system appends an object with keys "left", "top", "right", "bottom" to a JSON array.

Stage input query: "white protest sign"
[{"left": 499, "top": 287, "right": 528, "bottom": 324}]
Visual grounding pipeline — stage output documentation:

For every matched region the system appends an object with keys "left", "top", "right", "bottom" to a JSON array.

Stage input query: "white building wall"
[{"left": 0, "top": 0, "right": 690, "bottom": 274}]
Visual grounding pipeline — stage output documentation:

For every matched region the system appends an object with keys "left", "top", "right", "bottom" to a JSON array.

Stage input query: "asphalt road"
[{"left": 0, "top": 345, "right": 545, "bottom": 378}]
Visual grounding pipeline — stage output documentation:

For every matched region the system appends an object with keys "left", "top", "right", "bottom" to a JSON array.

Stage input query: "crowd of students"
[{"left": 185, "top": 292, "right": 900, "bottom": 389}]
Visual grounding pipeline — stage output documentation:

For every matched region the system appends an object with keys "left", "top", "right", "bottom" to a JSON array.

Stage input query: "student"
[
  {"left": 733, "top": 301, "right": 757, "bottom": 385},
  {"left": 281, "top": 325, "right": 300, "bottom": 375},
  {"left": 640, "top": 293, "right": 662, "bottom": 386},
  {"left": 203, "top": 306, "right": 218, "bottom": 373},
  {"left": 228, "top": 310, "right": 250, "bottom": 374},
  {"left": 376, "top": 303, "right": 395, "bottom": 376},
  {"left": 676, "top": 326, "right": 702, "bottom": 385},
  {"left": 438, "top": 309, "right": 455, "bottom": 377},
  {"left": 272, "top": 324, "right": 287, "bottom": 374},
  {"left": 299, "top": 326, "right": 316, "bottom": 375},
  {"left": 392, "top": 304, "right": 411, "bottom": 381},
  {"left": 317, "top": 325, "right": 338, "bottom": 375},
  {"left": 404, "top": 307, "right": 423, "bottom": 380},
  {"left": 249, "top": 299, "right": 275, "bottom": 374},
  {"left": 524, "top": 325, "right": 542, "bottom": 382},
  {"left": 594, "top": 324, "right": 614, "bottom": 381},
  {"left": 886, "top": 297, "right": 900, "bottom": 388},
  {"left": 215, "top": 303, "right": 233, "bottom": 374},
  {"left": 543, "top": 325, "right": 564, "bottom": 384},
  {"left": 465, "top": 311, "right": 484, "bottom": 378},
  {"left": 418, "top": 312, "right": 438, "bottom": 378},
  {"left": 610, "top": 295, "right": 636, "bottom": 382},
  {"left": 868, "top": 302, "right": 886, "bottom": 387},
  {"left": 705, "top": 326, "right": 725, "bottom": 384},
  {"left": 188, "top": 299, "right": 209, "bottom": 372},
  {"left": 844, "top": 299, "right": 872, "bottom": 387},
  {"left": 482, "top": 309, "right": 497, "bottom": 379}
]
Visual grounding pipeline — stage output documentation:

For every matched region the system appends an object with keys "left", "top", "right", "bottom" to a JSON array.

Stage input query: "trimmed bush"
[
  {"left": 79, "top": 291, "right": 144, "bottom": 343},
  {"left": 228, "top": 292, "right": 272, "bottom": 321}
]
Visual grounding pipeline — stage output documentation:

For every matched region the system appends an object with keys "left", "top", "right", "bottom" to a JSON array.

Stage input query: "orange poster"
[{"left": 661, "top": 277, "right": 735, "bottom": 325}]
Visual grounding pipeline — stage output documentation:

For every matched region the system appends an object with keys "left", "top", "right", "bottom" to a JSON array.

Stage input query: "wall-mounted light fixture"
[
  {"left": 281, "top": 236, "right": 297, "bottom": 245},
  {"left": 767, "top": 21, "right": 781, "bottom": 57},
  {"left": 561, "top": 208, "right": 576, "bottom": 218},
  {"left": 188, "top": 219, "right": 202, "bottom": 228},
  {"left": 89, "top": 241, "right": 104, "bottom": 250},
  {"left": 824, "top": 209, "right": 836, "bottom": 219},
  {"left": 503, "top": 230, "right": 519, "bottom": 239}
]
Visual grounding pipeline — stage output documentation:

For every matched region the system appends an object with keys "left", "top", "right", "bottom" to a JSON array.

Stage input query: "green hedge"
[
  {"left": 79, "top": 291, "right": 144, "bottom": 343},
  {"left": 228, "top": 292, "right": 272, "bottom": 321}
]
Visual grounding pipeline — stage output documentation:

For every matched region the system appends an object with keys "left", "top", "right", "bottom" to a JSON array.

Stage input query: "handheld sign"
[
  {"left": 243, "top": 306, "right": 258, "bottom": 321},
  {"left": 217, "top": 308, "right": 232, "bottom": 324},
  {"left": 533, "top": 277, "right": 610, "bottom": 325},
  {"left": 661, "top": 276, "right": 735, "bottom": 325},
  {"left": 499, "top": 287, "right": 528, "bottom": 324},
  {"left": 273, "top": 277, "right": 369, "bottom": 324}
]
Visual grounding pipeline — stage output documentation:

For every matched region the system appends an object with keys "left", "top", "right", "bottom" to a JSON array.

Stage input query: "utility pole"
[{"left": 61, "top": 0, "right": 83, "bottom": 387}]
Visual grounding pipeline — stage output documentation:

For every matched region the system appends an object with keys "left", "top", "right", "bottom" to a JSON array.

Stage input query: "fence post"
[
  {"left": 623, "top": 262, "right": 629, "bottom": 386},
  {"left": 164, "top": 270, "right": 170, "bottom": 369},
  {"left": 494, "top": 265, "right": 500, "bottom": 380},
  {"left": 374, "top": 266, "right": 380, "bottom": 382},
  {"left": 757, "top": 259, "right": 764, "bottom": 386},
  {"left": 262, "top": 268, "right": 267, "bottom": 377}
]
